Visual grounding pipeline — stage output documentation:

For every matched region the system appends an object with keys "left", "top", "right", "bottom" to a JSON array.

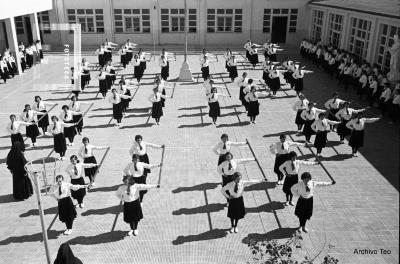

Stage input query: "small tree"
[{"left": 247, "top": 232, "right": 339, "bottom": 264}]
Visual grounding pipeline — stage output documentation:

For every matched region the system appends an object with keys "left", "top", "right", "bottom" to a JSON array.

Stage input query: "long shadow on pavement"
[
  {"left": 19, "top": 206, "right": 58, "bottom": 217},
  {"left": 241, "top": 227, "right": 299, "bottom": 244},
  {"left": 172, "top": 203, "right": 225, "bottom": 215},
  {"left": 172, "top": 182, "right": 220, "bottom": 193},
  {"left": 172, "top": 229, "right": 229, "bottom": 245},
  {"left": 0, "top": 230, "right": 63, "bottom": 245},
  {"left": 66, "top": 230, "right": 126, "bottom": 245},
  {"left": 81, "top": 205, "right": 120, "bottom": 216}
]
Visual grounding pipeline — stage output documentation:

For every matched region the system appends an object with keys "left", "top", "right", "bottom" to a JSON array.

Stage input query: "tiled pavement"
[{"left": 0, "top": 47, "right": 398, "bottom": 264}]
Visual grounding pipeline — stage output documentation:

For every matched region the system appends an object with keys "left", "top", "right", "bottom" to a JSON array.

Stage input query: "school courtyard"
[{"left": 0, "top": 46, "right": 398, "bottom": 263}]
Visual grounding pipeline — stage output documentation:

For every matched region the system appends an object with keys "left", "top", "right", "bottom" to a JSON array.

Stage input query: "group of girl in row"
[
  {"left": 0, "top": 40, "right": 43, "bottom": 84},
  {"left": 300, "top": 39, "right": 400, "bottom": 123}
]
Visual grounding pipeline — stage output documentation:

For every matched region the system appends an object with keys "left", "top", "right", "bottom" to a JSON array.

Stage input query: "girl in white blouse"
[
  {"left": 60, "top": 105, "right": 80, "bottom": 146},
  {"left": 311, "top": 112, "right": 340, "bottom": 156},
  {"left": 97, "top": 69, "right": 115, "bottom": 99},
  {"left": 49, "top": 115, "right": 76, "bottom": 160},
  {"left": 346, "top": 113, "right": 380, "bottom": 157},
  {"left": 20, "top": 104, "right": 41, "bottom": 147},
  {"left": 33, "top": 95, "right": 56, "bottom": 135},
  {"left": 324, "top": 92, "right": 343, "bottom": 124},
  {"left": 244, "top": 86, "right": 268, "bottom": 124},
  {"left": 217, "top": 152, "right": 255, "bottom": 188},
  {"left": 129, "top": 135, "right": 163, "bottom": 177},
  {"left": 335, "top": 102, "right": 366, "bottom": 142},
  {"left": 227, "top": 55, "right": 238, "bottom": 82},
  {"left": 279, "top": 152, "right": 317, "bottom": 206},
  {"left": 200, "top": 55, "right": 210, "bottom": 81},
  {"left": 78, "top": 137, "right": 109, "bottom": 186},
  {"left": 220, "top": 172, "right": 264, "bottom": 233},
  {"left": 292, "top": 93, "right": 309, "bottom": 133},
  {"left": 69, "top": 95, "right": 91, "bottom": 135},
  {"left": 131, "top": 54, "right": 143, "bottom": 84},
  {"left": 7, "top": 114, "right": 30, "bottom": 146},
  {"left": 66, "top": 155, "right": 97, "bottom": 208},
  {"left": 159, "top": 55, "right": 169, "bottom": 81},
  {"left": 213, "top": 134, "right": 247, "bottom": 165},
  {"left": 208, "top": 87, "right": 230, "bottom": 125},
  {"left": 109, "top": 88, "right": 133, "bottom": 127},
  {"left": 52, "top": 175, "right": 88, "bottom": 235},
  {"left": 291, "top": 172, "right": 335, "bottom": 233},
  {"left": 300, "top": 102, "right": 325, "bottom": 143},
  {"left": 115, "top": 175, "right": 159, "bottom": 236},
  {"left": 148, "top": 87, "right": 170, "bottom": 125}
]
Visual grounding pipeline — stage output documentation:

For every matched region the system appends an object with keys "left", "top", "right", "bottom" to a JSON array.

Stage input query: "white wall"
[{"left": 0, "top": 0, "right": 52, "bottom": 20}]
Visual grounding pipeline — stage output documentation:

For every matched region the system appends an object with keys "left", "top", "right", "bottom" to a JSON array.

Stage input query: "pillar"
[
  {"left": 199, "top": 0, "right": 206, "bottom": 47},
  {"left": 4, "top": 17, "right": 22, "bottom": 74},
  {"left": 29, "top": 13, "right": 41, "bottom": 42}
]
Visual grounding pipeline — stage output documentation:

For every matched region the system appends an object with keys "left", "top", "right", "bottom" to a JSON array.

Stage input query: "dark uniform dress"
[
  {"left": 151, "top": 93, "right": 163, "bottom": 119},
  {"left": 208, "top": 94, "right": 221, "bottom": 118},
  {"left": 6, "top": 150, "right": 33, "bottom": 200}
]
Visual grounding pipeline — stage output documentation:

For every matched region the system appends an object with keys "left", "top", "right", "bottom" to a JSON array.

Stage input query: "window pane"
[
  {"left": 207, "top": 21, "right": 215, "bottom": 27},
  {"left": 290, "top": 9, "right": 298, "bottom": 14},
  {"left": 115, "top": 21, "right": 123, "bottom": 27},
  {"left": 67, "top": 9, "right": 75, "bottom": 14},
  {"left": 143, "top": 21, "right": 150, "bottom": 26},
  {"left": 114, "top": 9, "right": 121, "bottom": 14},
  {"left": 273, "top": 9, "right": 280, "bottom": 14},
  {"left": 179, "top": 9, "right": 185, "bottom": 14},
  {"left": 96, "top": 15, "right": 103, "bottom": 21},
  {"left": 180, "top": 17, "right": 185, "bottom": 31},
  {"left": 77, "top": 9, "right": 85, "bottom": 14},
  {"left": 189, "top": 21, "right": 196, "bottom": 27},
  {"left": 132, "top": 9, "right": 140, "bottom": 14},
  {"left": 207, "top": 27, "right": 215, "bottom": 32},
  {"left": 171, "top": 9, "right": 178, "bottom": 14},
  {"left": 95, "top": 9, "right": 103, "bottom": 14},
  {"left": 189, "top": 15, "right": 196, "bottom": 20},
  {"left": 142, "top": 15, "right": 150, "bottom": 20},
  {"left": 162, "top": 27, "right": 169, "bottom": 33},
  {"left": 282, "top": 9, "right": 289, "bottom": 14},
  {"left": 189, "top": 27, "right": 196, "bottom": 33},
  {"left": 235, "top": 9, "right": 242, "bottom": 14},
  {"left": 263, "top": 27, "right": 270, "bottom": 33},
  {"left": 161, "top": 15, "right": 169, "bottom": 20},
  {"left": 207, "top": 9, "right": 215, "bottom": 14},
  {"left": 86, "top": 9, "right": 93, "bottom": 14},
  {"left": 142, "top": 9, "right": 149, "bottom": 14},
  {"left": 207, "top": 15, "right": 215, "bottom": 20},
  {"left": 189, "top": 9, "right": 196, "bottom": 14},
  {"left": 217, "top": 9, "right": 225, "bottom": 14},
  {"left": 171, "top": 17, "right": 179, "bottom": 31},
  {"left": 226, "top": 9, "right": 233, "bottom": 14},
  {"left": 133, "top": 17, "right": 140, "bottom": 32},
  {"left": 124, "top": 9, "right": 131, "bottom": 14},
  {"left": 217, "top": 17, "right": 224, "bottom": 31},
  {"left": 161, "top": 21, "right": 169, "bottom": 27},
  {"left": 161, "top": 9, "right": 169, "bottom": 14},
  {"left": 97, "top": 27, "right": 104, "bottom": 33},
  {"left": 116, "top": 27, "right": 123, "bottom": 33},
  {"left": 264, "top": 9, "right": 271, "bottom": 14},
  {"left": 115, "top": 15, "right": 122, "bottom": 20},
  {"left": 68, "top": 15, "right": 76, "bottom": 21},
  {"left": 142, "top": 27, "right": 150, "bottom": 33}
]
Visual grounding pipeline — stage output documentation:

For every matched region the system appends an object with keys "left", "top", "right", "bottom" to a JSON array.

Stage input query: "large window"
[
  {"left": 114, "top": 9, "right": 150, "bottom": 33},
  {"left": 328, "top": 13, "right": 343, "bottom": 47},
  {"left": 207, "top": 9, "right": 242, "bottom": 33},
  {"left": 376, "top": 24, "right": 400, "bottom": 72},
  {"left": 161, "top": 9, "right": 196, "bottom": 33},
  {"left": 67, "top": 9, "right": 104, "bottom": 33},
  {"left": 263, "top": 8, "right": 298, "bottom": 33},
  {"left": 348, "top": 17, "right": 371, "bottom": 60},
  {"left": 38, "top": 11, "right": 51, "bottom": 34},
  {"left": 311, "top": 10, "right": 324, "bottom": 42},
  {"left": 14, "top": 16, "right": 25, "bottom": 34}
]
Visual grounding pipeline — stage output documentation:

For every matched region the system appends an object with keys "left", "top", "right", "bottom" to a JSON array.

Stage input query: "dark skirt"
[
  {"left": 209, "top": 102, "right": 221, "bottom": 118},
  {"left": 11, "top": 133, "right": 24, "bottom": 146},
  {"left": 245, "top": 50, "right": 250, "bottom": 60},
  {"left": 39, "top": 50, "right": 44, "bottom": 59},
  {"left": 349, "top": 130, "right": 364, "bottom": 148},
  {"left": 140, "top": 61, "right": 147, "bottom": 72},
  {"left": 112, "top": 103, "right": 123, "bottom": 120},
  {"left": 337, "top": 120, "right": 351, "bottom": 138},
  {"left": 161, "top": 88, "right": 166, "bottom": 107},
  {"left": 228, "top": 196, "right": 245, "bottom": 220},
  {"left": 152, "top": 101, "right": 163, "bottom": 118},
  {"left": 134, "top": 175, "right": 148, "bottom": 196},
  {"left": 314, "top": 131, "right": 328, "bottom": 149},
  {"left": 295, "top": 196, "right": 313, "bottom": 220},
  {"left": 327, "top": 109, "right": 339, "bottom": 121},
  {"left": 84, "top": 156, "right": 98, "bottom": 177},
  {"left": 283, "top": 174, "right": 298, "bottom": 195},
  {"left": 58, "top": 197, "right": 77, "bottom": 223},
  {"left": 53, "top": 133, "right": 67, "bottom": 154},
  {"left": 139, "top": 154, "right": 151, "bottom": 174},
  {"left": 239, "top": 86, "right": 247, "bottom": 105},
  {"left": 120, "top": 54, "right": 127, "bottom": 67},
  {"left": 123, "top": 198, "right": 143, "bottom": 223},
  {"left": 134, "top": 65, "right": 143, "bottom": 79},
  {"left": 247, "top": 101, "right": 260, "bottom": 117},
  {"left": 295, "top": 110, "right": 304, "bottom": 125},
  {"left": 228, "top": 66, "right": 238, "bottom": 79},
  {"left": 72, "top": 114, "right": 83, "bottom": 131},
  {"left": 201, "top": 66, "right": 210, "bottom": 79},
  {"left": 302, "top": 119, "right": 315, "bottom": 138},
  {"left": 218, "top": 154, "right": 226, "bottom": 165},
  {"left": 270, "top": 77, "right": 280, "bottom": 92},
  {"left": 63, "top": 121, "right": 76, "bottom": 139},
  {"left": 273, "top": 154, "right": 290, "bottom": 175},
  {"left": 99, "top": 79, "right": 107, "bottom": 94},
  {"left": 222, "top": 174, "right": 233, "bottom": 186},
  {"left": 249, "top": 53, "right": 258, "bottom": 65},
  {"left": 295, "top": 78, "right": 304, "bottom": 92},
  {"left": 98, "top": 54, "right": 105, "bottom": 67},
  {"left": 26, "top": 124, "right": 39, "bottom": 139},
  {"left": 161, "top": 66, "right": 169, "bottom": 80},
  {"left": 12, "top": 171, "right": 33, "bottom": 200},
  {"left": 70, "top": 177, "right": 86, "bottom": 202}
]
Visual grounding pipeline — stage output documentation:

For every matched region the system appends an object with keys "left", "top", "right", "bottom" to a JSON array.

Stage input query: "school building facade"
[{"left": 0, "top": 0, "right": 399, "bottom": 72}]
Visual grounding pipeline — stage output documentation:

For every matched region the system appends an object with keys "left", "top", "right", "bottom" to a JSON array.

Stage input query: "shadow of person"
[
  {"left": 66, "top": 230, "right": 126, "bottom": 245},
  {"left": 172, "top": 203, "right": 225, "bottom": 215},
  {"left": 263, "top": 131, "right": 298, "bottom": 138},
  {"left": 19, "top": 206, "right": 58, "bottom": 217},
  {"left": 88, "top": 184, "right": 120, "bottom": 193},
  {"left": 0, "top": 230, "right": 63, "bottom": 245},
  {"left": 242, "top": 227, "right": 299, "bottom": 244},
  {"left": 172, "top": 228, "right": 229, "bottom": 245},
  {"left": 172, "top": 182, "right": 220, "bottom": 193},
  {"left": 81, "top": 205, "right": 121, "bottom": 216},
  {"left": 244, "top": 181, "right": 276, "bottom": 192},
  {"left": 245, "top": 201, "right": 285, "bottom": 213}
]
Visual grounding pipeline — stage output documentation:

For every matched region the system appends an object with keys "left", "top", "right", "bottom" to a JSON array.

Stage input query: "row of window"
[
  {"left": 62, "top": 8, "right": 297, "bottom": 34},
  {"left": 14, "top": 11, "right": 51, "bottom": 35},
  {"left": 310, "top": 9, "right": 400, "bottom": 72}
]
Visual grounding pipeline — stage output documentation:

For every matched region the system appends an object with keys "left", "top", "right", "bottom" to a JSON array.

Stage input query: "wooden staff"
[
  {"left": 246, "top": 138, "right": 267, "bottom": 181},
  {"left": 89, "top": 146, "right": 111, "bottom": 187},
  {"left": 171, "top": 83, "right": 177, "bottom": 98},
  {"left": 157, "top": 146, "right": 166, "bottom": 186},
  {"left": 74, "top": 102, "right": 94, "bottom": 125},
  {"left": 218, "top": 73, "right": 231, "bottom": 97}
]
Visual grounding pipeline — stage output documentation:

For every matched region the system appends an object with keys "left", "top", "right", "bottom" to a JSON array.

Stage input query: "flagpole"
[{"left": 178, "top": 0, "right": 194, "bottom": 81}]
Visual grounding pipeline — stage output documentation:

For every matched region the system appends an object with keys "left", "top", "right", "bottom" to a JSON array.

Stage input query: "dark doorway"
[
  {"left": 271, "top": 16, "right": 287, "bottom": 44},
  {"left": 2, "top": 21, "right": 9, "bottom": 49},
  {"left": 37, "top": 17, "right": 44, "bottom": 43},
  {"left": 24, "top": 17, "right": 33, "bottom": 44}
]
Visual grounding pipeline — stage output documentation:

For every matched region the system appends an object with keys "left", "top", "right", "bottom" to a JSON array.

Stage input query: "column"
[
  {"left": 320, "top": 8, "right": 330, "bottom": 44},
  {"left": 4, "top": 17, "right": 22, "bottom": 74},
  {"left": 366, "top": 17, "right": 378, "bottom": 63},
  {"left": 199, "top": 0, "right": 206, "bottom": 47},
  {"left": 29, "top": 13, "right": 41, "bottom": 42},
  {"left": 54, "top": 0, "right": 68, "bottom": 47},
  {"left": 152, "top": 0, "right": 160, "bottom": 45},
  {"left": 103, "top": 0, "right": 113, "bottom": 42},
  {"left": 340, "top": 13, "right": 350, "bottom": 50}
]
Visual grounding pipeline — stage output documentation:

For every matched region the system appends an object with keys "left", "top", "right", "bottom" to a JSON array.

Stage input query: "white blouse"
[
  {"left": 346, "top": 118, "right": 379, "bottom": 131},
  {"left": 269, "top": 141, "right": 303, "bottom": 155},
  {"left": 32, "top": 101, "right": 55, "bottom": 112},
  {"left": 79, "top": 144, "right": 108, "bottom": 158},
  {"left": 311, "top": 119, "right": 339, "bottom": 132},
  {"left": 20, "top": 110, "right": 41, "bottom": 122},
  {"left": 123, "top": 162, "right": 159, "bottom": 178},
  {"left": 66, "top": 162, "right": 97, "bottom": 179},
  {"left": 217, "top": 158, "right": 254, "bottom": 176},
  {"left": 7, "top": 121, "right": 30, "bottom": 134},
  {"left": 300, "top": 107, "right": 324, "bottom": 121},
  {"left": 109, "top": 93, "right": 131, "bottom": 104},
  {"left": 220, "top": 180, "right": 261, "bottom": 198},
  {"left": 129, "top": 141, "right": 162, "bottom": 156},
  {"left": 279, "top": 159, "right": 316, "bottom": 175},
  {"left": 60, "top": 110, "right": 79, "bottom": 122},
  {"left": 292, "top": 99, "right": 309, "bottom": 111},
  {"left": 245, "top": 92, "right": 266, "bottom": 102},
  {"left": 324, "top": 98, "right": 344, "bottom": 110},
  {"left": 208, "top": 93, "right": 228, "bottom": 103},
  {"left": 213, "top": 141, "right": 247, "bottom": 156},
  {"left": 116, "top": 184, "right": 157, "bottom": 202},
  {"left": 291, "top": 180, "right": 333, "bottom": 199},
  {"left": 148, "top": 92, "right": 166, "bottom": 103},
  {"left": 236, "top": 77, "right": 248, "bottom": 88},
  {"left": 49, "top": 121, "right": 74, "bottom": 134},
  {"left": 201, "top": 58, "right": 209, "bottom": 68},
  {"left": 335, "top": 108, "right": 363, "bottom": 121},
  {"left": 69, "top": 101, "right": 89, "bottom": 112},
  {"left": 53, "top": 182, "right": 85, "bottom": 199}
]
